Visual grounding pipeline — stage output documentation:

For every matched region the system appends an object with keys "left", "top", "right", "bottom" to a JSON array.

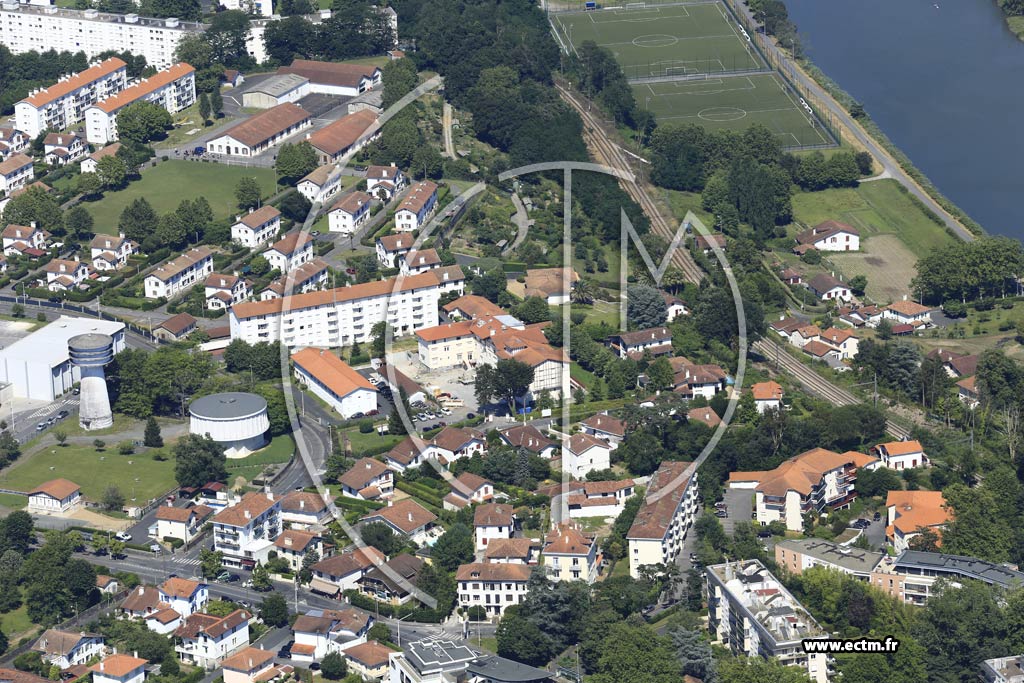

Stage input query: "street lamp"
[{"left": 396, "top": 612, "right": 413, "bottom": 647}]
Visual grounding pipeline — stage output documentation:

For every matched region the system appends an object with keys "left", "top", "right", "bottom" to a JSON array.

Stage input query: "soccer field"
[
  {"left": 633, "top": 74, "right": 831, "bottom": 147},
  {"left": 553, "top": 2, "right": 763, "bottom": 79}
]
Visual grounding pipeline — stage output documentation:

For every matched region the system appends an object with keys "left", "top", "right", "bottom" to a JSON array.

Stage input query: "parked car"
[
  {"left": 56, "top": 410, "right": 69, "bottom": 419},
  {"left": 873, "top": 511, "right": 881, "bottom": 521},
  {"left": 115, "top": 531, "right": 132, "bottom": 541},
  {"left": 215, "top": 571, "right": 231, "bottom": 582},
  {"left": 149, "top": 543, "right": 161, "bottom": 552},
  {"left": 714, "top": 510, "right": 727, "bottom": 518},
  {"left": 225, "top": 573, "right": 241, "bottom": 583},
  {"left": 349, "top": 412, "right": 365, "bottom": 420},
  {"left": 35, "top": 422, "right": 46, "bottom": 431}
]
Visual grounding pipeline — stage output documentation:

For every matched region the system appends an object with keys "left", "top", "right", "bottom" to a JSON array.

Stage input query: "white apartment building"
[
  {"left": 90, "top": 233, "right": 137, "bottom": 271},
  {"left": 566, "top": 479, "right": 634, "bottom": 519},
  {"left": 0, "top": 3, "right": 203, "bottom": 69},
  {"left": 211, "top": 492, "right": 282, "bottom": 569},
  {"left": 473, "top": 504, "right": 514, "bottom": 552},
  {"left": 228, "top": 267, "right": 465, "bottom": 348},
  {"left": 232, "top": 206, "right": 281, "bottom": 248},
  {"left": 0, "top": 153, "right": 34, "bottom": 195},
  {"left": 297, "top": 165, "right": 341, "bottom": 205},
  {"left": 328, "top": 191, "right": 372, "bottom": 235},
  {"left": 455, "top": 563, "right": 531, "bottom": 617},
  {"left": 707, "top": 560, "right": 831, "bottom": 683},
  {"left": 174, "top": 609, "right": 251, "bottom": 670},
  {"left": 627, "top": 461, "right": 699, "bottom": 578},
  {"left": 563, "top": 433, "right": 611, "bottom": 479},
  {"left": 158, "top": 577, "right": 208, "bottom": 619},
  {"left": 144, "top": 246, "right": 214, "bottom": 299},
  {"left": 263, "top": 231, "right": 314, "bottom": 273},
  {"left": 393, "top": 180, "right": 438, "bottom": 232},
  {"left": 543, "top": 524, "right": 599, "bottom": 584},
  {"left": 15, "top": 58, "right": 127, "bottom": 139},
  {"left": 85, "top": 62, "right": 196, "bottom": 144}
]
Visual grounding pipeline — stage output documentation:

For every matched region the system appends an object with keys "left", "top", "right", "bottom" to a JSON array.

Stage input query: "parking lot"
[{"left": 720, "top": 487, "right": 753, "bottom": 534}]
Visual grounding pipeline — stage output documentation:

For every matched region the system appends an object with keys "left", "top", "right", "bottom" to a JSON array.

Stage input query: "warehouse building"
[{"left": 240, "top": 74, "right": 310, "bottom": 109}]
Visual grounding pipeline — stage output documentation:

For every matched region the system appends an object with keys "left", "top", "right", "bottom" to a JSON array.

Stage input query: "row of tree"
[{"left": 911, "top": 236, "right": 1024, "bottom": 305}]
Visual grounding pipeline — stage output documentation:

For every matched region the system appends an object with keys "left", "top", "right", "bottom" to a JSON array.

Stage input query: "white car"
[{"left": 115, "top": 531, "right": 132, "bottom": 541}]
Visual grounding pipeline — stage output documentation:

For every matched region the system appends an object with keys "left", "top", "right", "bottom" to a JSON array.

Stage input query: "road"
[
  {"left": 753, "top": 338, "right": 912, "bottom": 439},
  {"left": 729, "top": 0, "right": 973, "bottom": 242},
  {"left": 441, "top": 102, "right": 456, "bottom": 158},
  {"left": 503, "top": 193, "right": 532, "bottom": 256}
]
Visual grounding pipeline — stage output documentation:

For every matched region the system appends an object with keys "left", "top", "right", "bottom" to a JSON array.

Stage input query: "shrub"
[
  {"left": 163, "top": 536, "right": 184, "bottom": 549},
  {"left": 358, "top": 420, "right": 374, "bottom": 434}
]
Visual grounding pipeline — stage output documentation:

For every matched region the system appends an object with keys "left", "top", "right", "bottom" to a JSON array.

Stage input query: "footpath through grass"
[{"left": 83, "top": 161, "right": 277, "bottom": 233}]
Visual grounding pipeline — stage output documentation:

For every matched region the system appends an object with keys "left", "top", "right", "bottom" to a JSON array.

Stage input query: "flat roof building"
[
  {"left": 775, "top": 538, "right": 883, "bottom": 580},
  {"left": 0, "top": 316, "right": 124, "bottom": 401}
]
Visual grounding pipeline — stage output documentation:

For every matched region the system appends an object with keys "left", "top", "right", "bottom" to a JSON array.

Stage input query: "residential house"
[
  {"left": 694, "top": 232, "right": 727, "bottom": 254},
  {"left": 342, "top": 641, "right": 394, "bottom": 681},
  {"left": 627, "top": 461, "right": 698, "bottom": 578},
  {"left": 795, "top": 220, "right": 860, "bottom": 252},
  {"left": 90, "top": 233, "right": 137, "bottom": 271},
  {"left": 957, "top": 375, "right": 979, "bottom": 409},
  {"left": 144, "top": 247, "right": 214, "bottom": 299},
  {"left": 80, "top": 142, "right": 121, "bottom": 174},
  {"left": 430, "top": 426, "right": 486, "bottom": 465},
  {"left": 328, "top": 191, "right": 372, "bottom": 235},
  {"left": 442, "top": 472, "right": 494, "bottom": 511},
  {"left": 886, "top": 490, "right": 950, "bottom": 554},
  {"left": 205, "top": 274, "right": 250, "bottom": 310},
  {"left": 473, "top": 504, "right": 515, "bottom": 552},
  {"left": 751, "top": 381, "right": 783, "bottom": 413},
  {"left": 0, "top": 126, "right": 28, "bottom": 161},
  {"left": 388, "top": 639, "right": 553, "bottom": 683},
  {"left": 443, "top": 294, "right": 504, "bottom": 321},
  {"left": 43, "top": 132, "right": 85, "bottom": 165},
  {"left": 32, "top": 630, "right": 105, "bottom": 670},
  {"left": 673, "top": 362, "right": 728, "bottom": 399},
  {"left": 484, "top": 538, "right": 539, "bottom": 565},
  {"left": 580, "top": 413, "right": 626, "bottom": 448},
  {"left": 543, "top": 524, "right": 599, "bottom": 584},
  {"left": 0, "top": 154, "right": 34, "bottom": 195},
  {"left": 364, "top": 164, "right": 405, "bottom": 201},
  {"left": 154, "top": 504, "right": 213, "bottom": 544},
  {"left": 305, "top": 109, "right": 378, "bottom": 164},
  {"left": 158, "top": 578, "right": 208, "bottom": 619},
  {"left": 981, "top": 656, "right": 1024, "bottom": 683},
  {"left": 564, "top": 433, "right": 611, "bottom": 479},
  {"left": 455, "top": 563, "right": 531, "bottom": 617},
  {"left": 260, "top": 259, "right": 329, "bottom": 299},
  {"left": 273, "top": 530, "right": 324, "bottom": 571},
  {"left": 360, "top": 499, "right": 438, "bottom": 546},
  {"left": 566, "top": 479, "right": 635, "bottom": 519},
  {"left": 119, "top": 586, "right": 162, "bottom": 620},
  {"left": 375, "top": 234, "right": 412, "bottom": 268},
  {"left": 728, "top": 448, "right": 880, "bottom": 532},
  {"left": 608, "top": 327, "right": 672, "bottom": 360},
  {"left": 383, "top": 437, "right": 425, "bottom": 473},
  {"left": 819, "top": 326, "right": 859, "bottom": 359},
  {"left": 309, "top": 547, "right": 385, "bottom": 597},
  {"left": 663, "top": 292, "right": 689, "bottom": 321},
  {"left": 211, "top": 492, "right": 282, "bottom": 568},
  {"left": 174, "top": 609, "right": 251, "bottom": 669},
  {"left": 393, "top": 181, "right": 438, "bottom": 232},
  {"left": 883, "top": 300, "right": 933, "bottom": 328},
  {"left": 231, "top": 206, "right": 281, "bottom": 249},
  {"left": 27, "top": 478, "right": 81, "bottom": 513},
  {"left": 207, "top": 103, "right": 312, "bottom": 157},
  {"left": 290, "top": 608, "right": 371, "bottom": 662},
  {"left": 523, "top": 267, "right": 579, "bottom": 305},
  {"left": 357, "top": 554, "right": 424, "bottom": 605},
  {"left": 96, "top": 575, "right": 119, "bottom": 594},
  {"left": 802, "top": 340, "right": 843, "bottom": 366},
  {"left": 871, "top": 440, "right": 929, "bottom": 471},
  {"left": 145, "top": 608, "right": 182, "bottom": 634},
  {"left": 296, "top": 165, "right": 341, "bottom": 205},
  {"left": 44, "top": 258, "right": 93, "bottom": 292},
  {"left": 399, "top": 249, "right": 441, "bottom": 276},
  {"left": 221, "top": 647, "right": 277, "bottom": 683},
  {"left": 153, "top": 313, "right": 198, "bottom": 342},
  {"left": 2, "top": 222, "right": 47, "bottom": 254},
  {"left": 279, "top": 490, "right": 331, "bottom": 530},
  {"left": 263, "top": 232, "right": 314, "bottom": 273},
  {"left": 90, "top": 655, "right": 147, "bottom": 683},
  {"left": 707, "top": 560, "right": 830, "bottom": 683},
  {"left": 688, "top": 406, "right": 721, "bottom": 428},
  {"left": 779, "top": 268, "right": 802, "bottom": 286},
  {"left": 291, "top": 347, "right": 378, "bottom": 419},
  {"left": 497, "top": 425, "right": 557, "bottom": 459},
  {"left": 807, "top": 273, "right": 851, "bottom": 302},
  {"left": 339, "top": 457, "right": 394, "bottom": 501}
]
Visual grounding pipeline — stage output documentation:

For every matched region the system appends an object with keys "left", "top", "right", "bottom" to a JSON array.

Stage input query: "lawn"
[
  {"left": 82, "top": 161, "right": 277, "bottom": 234},
  {"left": 57, "top": 413, "right": 140, "bottom": 438},
  {"left": 1, "top": 604, "right": 37, "bottom": 642},
  {"left": 0, "top": 493, "right": 26, "bottom": 510},
  {"left": 0, "top": 442, "right": 177, "bottom": 503},
  {"left": 659, "top": 188, "right": 715, "bottom": 229},
  {"left": 161, "top": 101, "right": 237, "bottom": 149},
  {"left": 225, "top": 434, "right": 295, "bottom": 472},
  {"left": 340, "top": 427, "right": 403, "bottom": 455}
]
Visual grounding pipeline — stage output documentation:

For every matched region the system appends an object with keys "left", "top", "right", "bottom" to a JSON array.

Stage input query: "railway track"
[
  {"left": 754, "top": 339, "right": 912, "bottom": 440},
  {"left": 556, "top": 84, "right": 705, "bottom": 284}
]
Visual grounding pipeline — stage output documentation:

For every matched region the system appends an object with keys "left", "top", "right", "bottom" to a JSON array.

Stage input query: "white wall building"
[
  {"left": 158, "top": 578, "right": 208, "bottom": 619},
  {"left": 211, "top": 492, "right": 282, "bottom": 569},
  {"left": 84, "top": 62, "right": 196, "bottom": 144},
  {"left": 627, "top": 461, "right": 699, "bottom": 579},
  {"left": 17, "top": 58, "right": 128, "bottom": 138},
  {"left": 228, "top": 267, "right": 465, "bottom": 348},
  {"left": 90, "top": 654, "right": 148, "bottom": 683},
  {"left": 328, "top": 191, "right": 372, "bottom": 235},
  {"left": 144, "top": 247, "right": 214, "bottom": 299},
  {"left": 27, "top": 478, "right": 82, "bottom": 514},
  {"left": 455, "top": 563, "right": 531, "bottom": 617},
  {"left": 263, "top": 232, "right": 314, "bottom": 273},
  {"left": 91, "top": 233, "right": 137, "bottom": 271},
  {"left": 0, "top": 153, "right": 34, "bottom": 195},
  {"left": 393, "top": 181, "right": 438, "bottom": 232},
  {"left": 206, "top": 102, "right": 312, "bottom": 157},
  {"left": 232, "top": 206, "right": 281, "bottom": 248},
  {"left": 563, "top": 433, "right": 611, "bottom": 479},
  {"left": 174, "top": 609, "right": 251, "bottom": 670},
  {"left": 291, "top": 347, "right": 378, "bottom": 419},
  {"left": 473, "top": 504, "right": 514, "bottom": 552}
]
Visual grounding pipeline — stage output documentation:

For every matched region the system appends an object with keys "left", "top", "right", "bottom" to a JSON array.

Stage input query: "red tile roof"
[
  {"left": 90, "top": 63, "right": 194, "bottom": 113},
  {"left": 218, "top": 103, "right": 310, "bottom": 148},
  {"left": 22, "top": 58, "right": 126, "bottom": 108}
]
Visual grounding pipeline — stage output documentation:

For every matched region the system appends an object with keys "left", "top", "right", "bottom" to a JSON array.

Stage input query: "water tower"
[{"left": 68, "top": 333, "right": 114, "bottom": 431}]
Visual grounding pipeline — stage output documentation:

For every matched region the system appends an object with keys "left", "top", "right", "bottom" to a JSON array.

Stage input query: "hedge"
[{"left": 395, "top": 481, "right": 445, "bottom": 508}]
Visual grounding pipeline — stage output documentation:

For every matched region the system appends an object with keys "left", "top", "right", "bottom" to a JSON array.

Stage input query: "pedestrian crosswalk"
[
  {"left": 171, "top": 557, "right": 201, "bottom": 567},
  {"left": 26, "top": 397, "right": 79, "bottom": 421}
]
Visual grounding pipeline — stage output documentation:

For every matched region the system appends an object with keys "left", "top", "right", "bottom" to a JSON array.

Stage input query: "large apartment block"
[
  {"left": 85, "top": 63, "right": 196, "bottom": 144},
  {"left": 627, "top": 460, "right": 699, "bottom": 578},
  {"left": 0, "top": 2, "right": 203, "bottom": 69},
  {"left": 228, "top": 266, "right": 465, "bottom": 348},
  {"left": 15, "top": 57, "right": 127, "bottom": 138},
  {"left": 144, "top": 246, "right": 214, "bottom": 299},
  {"left": 707, "top": 560, "right": 831, "bottom": 683},
  {"left": 211, "top": 492, "right": 282, "bottom": 569}
]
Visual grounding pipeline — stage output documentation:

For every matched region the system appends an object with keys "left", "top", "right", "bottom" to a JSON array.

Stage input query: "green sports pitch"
[
  {"left": 633, "top": 74, "right": 831, "bottom": 147},
  {"left": 552, "top": 2, "right": 764, "bottom": 79}
]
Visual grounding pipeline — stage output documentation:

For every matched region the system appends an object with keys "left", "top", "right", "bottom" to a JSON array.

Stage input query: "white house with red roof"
[
  {"left": 155, "top": 504, "right": 213, "bottom": 543},
  {"left": 211, "top": 492, "right": 282, "bottom": 568},
  {"left": 291, "top": 348, "right": 378, "bottom": 419},
  {"left": 442, "top": 473, "right": 494, "bottom": 511},
  {"left": 27, "top": 479, "right": 81, "bottom": 513},
  {"left": 393, "top": 181, "right": 438, "bottom": 232},
  {"left": 375, "top": 233, "right": 413, "bottom": 268},
  {"left": 473, "top": 503, "right": 515, "bottom": 551},
  {"left": 360, "top": 498, "right": 439, "bottom": 545},
  {"left": 174, "top": 608, "right": 251, "bottom": 669},
  {"left": 43, "top": 132, "right": 86, "bottom": 165},
  {"left": 455, "top": 563, "right": 531, "bottom": 616},
  {"left": 232, "top": 206, "right": 281, "bottom": 249},
  {"left": 90, "top": 233, "right": 137, "bottom": 271},
  {"left": 399, "top": 248, "right": 441, "bottom": 276},
  {"left": 795, "top": 220, "right": 860, "bottom": 252},
  {"left": 871, "top": 440, "right": 929, "bottom": 471},
  {"left": 158, "top": 577, "right": 208, "bottom": 619},
  {"left": 364, "top": 164, "right": 405, "bottom": 200},
  {"left": 263, "top": 232, "right": 314, "bottom": 273},
  {"left": 566, "top": 479, "right": 635, "bottom": 519},
  {"left": 543, "top": 523, "right": 599, "bottom": 584},
  {"left": 205, "top": 274, "right": 250, "bottom": 310},
  {"left": 2, "top": 222, "right": 47, "bottom": 254},
  {"left": 44, "top": 258, "right": 93, "bottom": 292},
  {"left": 883, "top": 300, "right": 933, "bottom": 327},
  {"left": 564, "top": 433, "right": 611, "bottom": 479},
  {"left": 497, "top": 424, "right": 558, "bottom": 459},
  {"left": 339, "top": 457, "right": 394, "bottom": 500},
  {"left": 328, "top": 191, "right": 372, "bottom": 235},
  {"left": 751, "top": 381, "right": 784, "bottom": 414},
  {"left": 309, "top": 547, "right": 385, "bottom": 596},
  {"left": 90, "top": 654, "right": 147, "bottom": 683},
  {"left": 273, "top": 530, "right": 324, "bottom": 571},
  {"left": 0, "top": 154, "right": 34, "bottom": 195},
  {"left": 807, "top": 273, "right": 851, "bottom": 302},
  {"left": 580, "top": 413, "right": 626, "bottom": 448}
]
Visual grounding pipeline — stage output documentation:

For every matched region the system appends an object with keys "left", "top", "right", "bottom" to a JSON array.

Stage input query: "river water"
[{"left": 783, "top": 0, "right": 1024, "bottom": 238}]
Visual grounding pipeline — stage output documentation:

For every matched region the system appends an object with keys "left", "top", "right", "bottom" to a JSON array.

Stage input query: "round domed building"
[{"left": 188, "top": 392, "right": 269, "bottom": 458}]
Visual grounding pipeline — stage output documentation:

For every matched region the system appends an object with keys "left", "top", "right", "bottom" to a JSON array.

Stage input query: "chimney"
[
  {"left": 408, "top": 512, "right": 413, "bottom": 522},
  {"left": 244, "top": 510, "right": 251, "bottom": 520},
  {"left": 299, "top": 499, "right": 305, "bottom": 510},
  {"left": 138, "top": 587, "right": 145, "bottom": 596},
  {"left": 30, "top": 221, "right": 36, "bottom": 229}
]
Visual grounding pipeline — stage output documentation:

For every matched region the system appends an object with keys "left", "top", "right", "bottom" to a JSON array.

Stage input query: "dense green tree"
[
  {"left": 205, "top": 11, "right": 254, "bottom": 68},
  {"left": 235, "top": 177, "right": 262, "bottom": 210},
  {"left": 199, "top": 549, "right": 223, "bottom": 578},
  {"left": 276, "top": 142, "right": 318, "bottom": 182},
  {"left": 589, "top": 619, "right": 682, "bottom": 683},
  {"left": 116, "top": 101, "right": 172, "bottom": 144},
  {"left": 96, "top": 153, "right": 128, "bottom": 190},
  {"left": 259, "top": 591, "right": 289, "bottom": 627},
  {"left": 320, "top": 652, "right": 347, "bottom": 680},
  {"left": 626, "top": 284, "right": 668, "bottom": 329},
  {"left": 431, "top": 523, "right": 474, "bottom": 572},
  {"left": 717, "top": 658, "right": 811, "bottom": 683},
  {"left": 475, "top": 359, "right": 535, "bottom": 413},
  {"left": 381, "top": 58, "right": 418, "bottom": 109},
  {"left": 670, "top": 625, "right": 718, "bottom": 683},
  {"left": 2, "top": 186, "right": 64, "bottom": 234},
  {"left": 495, "top": 606, "right": 552, "bottom": 667},
  {"left": 173, "top": 434, "right": 227, "bottom": 487},
  {"left": 64, "top": 206, "right": 94, "bottom": 241},
  {"left": 360, "top": 522, "right": 401, "bottom": 556},
  {"left": 118, "top": 197, "right": 158, "bottom": 243}
]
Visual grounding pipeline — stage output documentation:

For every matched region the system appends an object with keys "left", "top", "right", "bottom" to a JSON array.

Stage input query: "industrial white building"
[
  {"left": 188, "top": 392, "right": 269, "bottom": 458},
  {"left": 84, "top": 63, "right": 196, "bottom": 144},
  {"left": 240, "top": 74, "right": 309, "bottom": 108},
  {"left": 0, "top": 316, "right": 125, "bottom": 401},
  {"left": 0, "top": 2, "right": 204, "bottom": 70},
  {"left": 228, "top": 267, "right": 465, "bottom": 349},
  {"left": 15, "top": 57, "right": 128, "bottom": 139}
]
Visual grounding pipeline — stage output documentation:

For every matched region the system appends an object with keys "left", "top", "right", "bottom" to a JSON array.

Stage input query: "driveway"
[{"left": 720, "top": 487, "right": 753, "bottom": 535}]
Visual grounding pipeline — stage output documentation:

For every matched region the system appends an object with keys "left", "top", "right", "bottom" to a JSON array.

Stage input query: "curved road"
[{"left": 729, "top": 0, "right": 974, "bottom": 241}]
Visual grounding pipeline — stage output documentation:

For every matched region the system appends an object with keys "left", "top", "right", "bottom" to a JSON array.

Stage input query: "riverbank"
[{"left": 994, "top": 0, "right": 1024, "bottom": 39}]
